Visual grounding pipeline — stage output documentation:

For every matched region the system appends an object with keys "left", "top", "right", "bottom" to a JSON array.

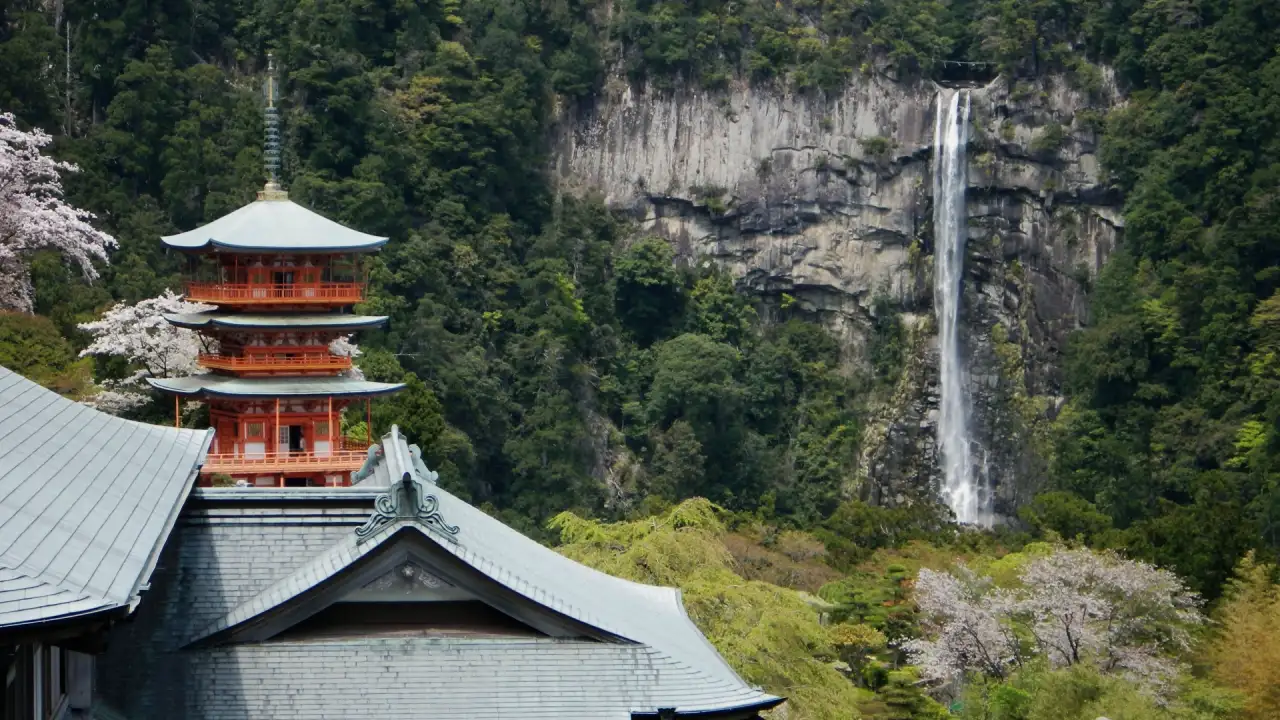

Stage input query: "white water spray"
[{"left": 932, "top": 89, "right": 988, "bottom": 526}]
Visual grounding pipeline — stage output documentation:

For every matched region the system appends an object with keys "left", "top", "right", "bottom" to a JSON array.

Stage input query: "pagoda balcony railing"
[
  {"left": 197, "top": 352, "right": 352, "bottom": 373},
  {"left": 202, "top": 439, "right": 373, "bottom": 476},
  {"left": 185, "top": 282, "right": 365, "bottom": 305}
]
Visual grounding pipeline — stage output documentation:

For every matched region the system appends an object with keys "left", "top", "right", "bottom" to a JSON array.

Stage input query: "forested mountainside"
[{"left": 5, "top": 4, "right": 1280, "bottom": 712}]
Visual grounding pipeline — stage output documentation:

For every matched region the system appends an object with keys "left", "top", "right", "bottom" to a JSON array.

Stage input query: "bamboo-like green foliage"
[{"left": 550, "top": 499, "right": 865, "bottom": 719}]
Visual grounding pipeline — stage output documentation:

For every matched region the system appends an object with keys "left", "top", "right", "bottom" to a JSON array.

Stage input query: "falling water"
[{"left": 932, "top": 89, "right": 988, "bottom": 526}]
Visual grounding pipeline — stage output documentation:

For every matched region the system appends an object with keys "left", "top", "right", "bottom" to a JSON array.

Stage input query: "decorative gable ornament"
[
  {"left": 356, "top": 472, "right": 459, "bottom": 542},
  {"left": 362, "top": 562, "right": 451, "bottom": 593}
]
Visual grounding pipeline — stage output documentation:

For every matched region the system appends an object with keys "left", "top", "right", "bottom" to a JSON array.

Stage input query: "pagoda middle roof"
[
  {"left": 146, "top": 374, "right": 405, "bottom": 399},
  {"left": 161, "top": 197, "right": 388, "bottom": 253},
  {"left": 165, "top": 312, "right": 388, "bottom": 331}
]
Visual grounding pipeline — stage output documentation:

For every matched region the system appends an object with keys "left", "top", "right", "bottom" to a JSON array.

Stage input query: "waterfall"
[{"left": 932, "top": 89, "right": 988, "bottom": 526}]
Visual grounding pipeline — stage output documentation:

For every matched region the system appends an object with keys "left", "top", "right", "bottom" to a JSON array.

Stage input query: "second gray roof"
[
  {"left": 146, "top": 374, "right": 405, "bottom": 399},
  {"left": 0, "top": 366, "right": 212, "bottom": 630},
  {"left": 165, "top": 312, "right": 389, "bottom": 331}
]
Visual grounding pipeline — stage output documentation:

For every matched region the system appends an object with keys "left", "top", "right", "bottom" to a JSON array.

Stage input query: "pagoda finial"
[{"left": 259, "top": 52, "right": 287, "bottom": 201}]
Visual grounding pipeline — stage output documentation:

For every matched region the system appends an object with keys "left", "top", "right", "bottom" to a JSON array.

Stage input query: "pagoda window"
[{"left": 314, "top": 420, "right": 332, "bottom": 457}]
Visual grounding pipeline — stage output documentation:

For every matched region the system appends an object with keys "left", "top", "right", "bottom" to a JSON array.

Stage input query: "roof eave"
[
  {"left": 145, "top": 378, "right": 406, "bottom": 399},
  {"left": 160, "top": 238, "right": 389, "bottom": 253},
  {"left": 0, "top": 603, "right": 128, "bottom": 645},
  {"left": 145, "top": 377, "right": 205, "bottom": 397},
  {"left": 165, "top": 315, "right": 389, "bottom": 331},
  {"left": 125, "top": 428, "right": 213, "bottom": 609},
  {"left": 631, "top": 697, "right": 787, "bottom": 719},
  {"left": 202, "top": 383, "right": 405, "bottom": 399}
]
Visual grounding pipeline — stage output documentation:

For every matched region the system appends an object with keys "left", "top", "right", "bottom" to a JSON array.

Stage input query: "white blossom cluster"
[
  {"left": 903, "top": 547, "right": 1202, "bottom": 697},
  {"left": 0, "top": 112, "right": 115, "bottom": 312},
  {"left": 329, "top": 335, "right": 366, "bottom": 379},
  {"left": 78, "top": 290, "right": 214, "bottom": 413}
]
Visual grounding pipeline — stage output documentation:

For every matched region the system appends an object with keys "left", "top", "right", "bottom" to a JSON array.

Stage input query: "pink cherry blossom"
[
  {"left": 0, "top": 112, "right": 115, "bottom": 312},
  {"left": 903, "top": 547, "right": 1201, "bottom": 698}
]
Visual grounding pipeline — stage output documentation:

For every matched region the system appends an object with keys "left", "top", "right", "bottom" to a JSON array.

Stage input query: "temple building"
[
  {"left": 145, "top": 184, "right": 404, "bottom": 488},
  {"left": 96, "top": 425, "right": 784, "bottom": 719}
]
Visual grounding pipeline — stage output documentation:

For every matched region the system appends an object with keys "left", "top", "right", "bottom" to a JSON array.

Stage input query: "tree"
[
  {"left": 550, "top": 499, "right": 864, "bottom": 719},
  {"left": 905, "top": 547, "right": 1202, "bottom": 695},
  {"left": 648, "top": 419, "right": 705, "bottom": 499},
  {"left": 1205, "top": 553, "right": 1280, "bottom": 720},
  {"left": 0, "top": 311, "right": 92, "bottom": 395},
  {"left": 903, "top": 566, "right": 1023, "bottom": 682},
  {"left": 614, "top": 238, "right": 684, "bottom": 346},
  {"left": 0, "top": 112, "right": 115, "bottom": 312},
  {"left": 646, "top": 333, "right": 741, "bottom": 429},
  {"left": 77, "top": 290, "right": 212, "bottom": 412}
]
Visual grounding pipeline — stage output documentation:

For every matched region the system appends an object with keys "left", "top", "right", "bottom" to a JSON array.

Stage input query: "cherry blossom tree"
[
  {"left": 903, "top": 547, "right": 1202, "bottom": 697},
  {"left": 0, "top": 112, "right": 115, "bottom": 312},
  {"left": 78, "top": 290, "right": 213, "bottom": 412},
  {"left": 901, "top": 567, "right": 1022, "bottom": 684}
]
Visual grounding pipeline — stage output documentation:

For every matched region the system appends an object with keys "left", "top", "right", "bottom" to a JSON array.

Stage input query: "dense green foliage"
[
  {"left": 0, "top": 0, "right": 876, "bottom": 528},
  {"left": 1046, "top": 0, "right": 1280, "bottom": 596}
]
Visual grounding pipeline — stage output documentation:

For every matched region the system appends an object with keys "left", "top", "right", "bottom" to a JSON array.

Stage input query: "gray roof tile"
[{"left": 0, "top": 367, "right": 212, "bottom": 629}]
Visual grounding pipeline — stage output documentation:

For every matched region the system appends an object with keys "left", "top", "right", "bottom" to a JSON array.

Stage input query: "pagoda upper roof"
[
  {"left": 146, "top": 374, "right": 404, "bottom": 399},
  {"left": 0, "top": 366, "right": 211, "bottom": 632},
  {"left": 166, "top": 312, "right": 388, "bottom": 331},
  {"left": 161, "top": 195, "right": 387, "bottom": 253}
]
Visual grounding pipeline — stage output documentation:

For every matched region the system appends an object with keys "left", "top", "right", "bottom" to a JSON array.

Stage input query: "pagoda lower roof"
[
  {"left": 165, "top": 312, "right": 388, "bottom": 331},
  {"left": 146, "top": 374, "right": 405, "bottom": 399}
]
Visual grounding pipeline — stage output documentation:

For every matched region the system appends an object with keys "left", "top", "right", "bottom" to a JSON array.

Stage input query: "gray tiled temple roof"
[
  {"left": 146, "top": 374, "right": 405, "bottom": 399},
  {"left": 165, "top": 312, "right": 389, "bottom": 331},
  {"left": 95, "top": 427, "right": 782, "bottom": 719},
  {"left": 161, "top": 197, "right": 387, "bottom": 253},
  {"left": 0, "top": 366, "right": 212, "bottom": 630}
]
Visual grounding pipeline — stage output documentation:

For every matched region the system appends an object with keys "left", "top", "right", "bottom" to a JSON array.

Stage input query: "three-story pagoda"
[{"left": 147, "top": 181, "right": 404, "bottom": 487}]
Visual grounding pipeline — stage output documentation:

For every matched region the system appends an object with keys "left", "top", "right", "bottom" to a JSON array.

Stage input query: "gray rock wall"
[{"left": 552, "top": 72, "right": 1124, "bottom": 517}]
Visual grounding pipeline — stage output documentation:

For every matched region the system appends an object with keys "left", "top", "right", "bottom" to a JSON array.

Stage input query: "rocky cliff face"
[{"left": 552, "top": 72, "right": 1124, "bottom": 518}]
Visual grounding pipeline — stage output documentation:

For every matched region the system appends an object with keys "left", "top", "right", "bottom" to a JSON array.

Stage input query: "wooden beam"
[{"left": 174, "top": 396, "right": 180, "bottom": 428}]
